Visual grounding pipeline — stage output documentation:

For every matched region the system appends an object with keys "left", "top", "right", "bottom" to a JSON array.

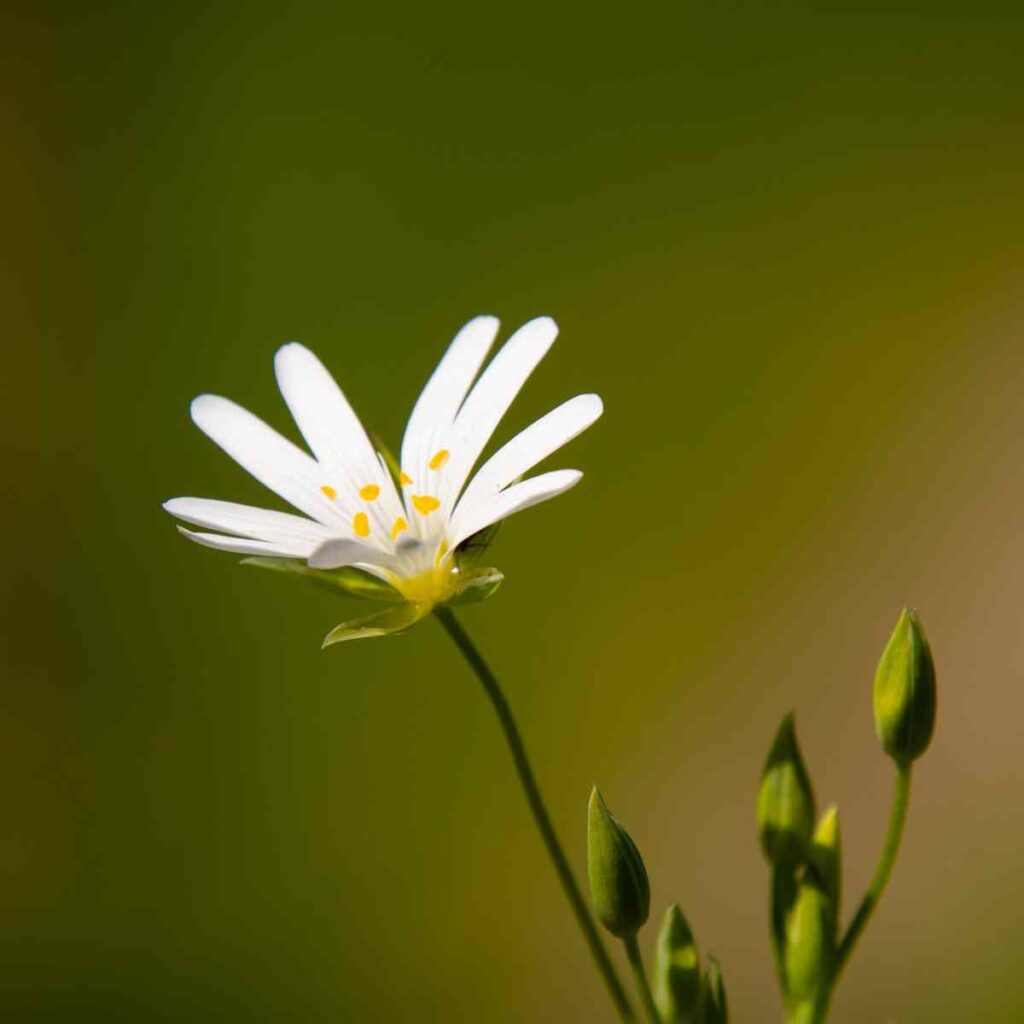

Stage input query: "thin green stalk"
[
  {"left": 835, "top": 762, "right": 913, "bottom": 976},
  {"left": 623, "top": 932, "right": 661, "bottom": 1024},
  {"left": 434, "top": 607, "right": 635, "bottom": 1022}
]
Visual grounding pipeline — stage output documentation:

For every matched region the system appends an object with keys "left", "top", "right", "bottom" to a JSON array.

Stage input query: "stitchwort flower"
[{"left": 163, "top": 316, "right": 602, "bottom": 642}]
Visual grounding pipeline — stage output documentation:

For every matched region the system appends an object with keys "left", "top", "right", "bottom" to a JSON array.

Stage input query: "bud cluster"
[
  {"left": 755, "top": 608, "right": 936, "bottom": 1022},
  {"left": 579, "top": 608, "right": 935, "bottom": 1024}
]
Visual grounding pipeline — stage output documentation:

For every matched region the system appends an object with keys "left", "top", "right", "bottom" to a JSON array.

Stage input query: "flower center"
[{"left": 392, "top": 565, "right": 460, "bottom": 606}]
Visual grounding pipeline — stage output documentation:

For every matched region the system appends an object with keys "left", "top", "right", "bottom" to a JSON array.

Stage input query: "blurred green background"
[{"left": 5, "top": 3, "right": 1024, "bottom": 1020}]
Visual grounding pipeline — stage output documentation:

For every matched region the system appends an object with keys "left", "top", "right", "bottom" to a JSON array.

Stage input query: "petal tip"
[
  {"left": 273, "top": 340, "right": 309, "bottom": 365},
  {"left": 526, "top": 314, "right": 558, "bottom": 336}
]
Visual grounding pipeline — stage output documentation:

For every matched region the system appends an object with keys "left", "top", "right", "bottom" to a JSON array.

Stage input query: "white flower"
[{"left": 164, "top": 316, "right": 602, "bottom": 611}]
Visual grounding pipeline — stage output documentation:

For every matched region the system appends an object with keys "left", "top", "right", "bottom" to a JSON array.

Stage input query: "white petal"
[
  {"left": 455, "top": 394, "right": 602, "bottom": 513},
  {"left": 448, "top": 468, "right": 583, "bottom": 549},
  {"left": 190, "top": 394, "right": 342, "bottom": 525},
  {"left": 399, "top": 316, "right": 500, "bottom": 476},
  {"left": 163, "top": 497, "right": 336, "bottom": 546},
  {"left": 274, "top": 343, "right": 385, "bottom": 488},
  {"left": 440, "top": 316, "right": 559, "bottom": 509},
  {"left": 309, "top": 536, "right": 393, "bottom": 570},
  {"left": 177, "top": 526, "right": 315, "bottom": 559}
]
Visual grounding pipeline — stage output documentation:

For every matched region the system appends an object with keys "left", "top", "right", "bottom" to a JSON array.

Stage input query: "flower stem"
[
  {"left": 623, "top": 932, "right": 661, "bottom": 1024},
  {"left": 434, "top": 607, "right": 635, "bottom": 1022},
  {"left": 835, "top": 761, "right": 913, "bottom": 976}
]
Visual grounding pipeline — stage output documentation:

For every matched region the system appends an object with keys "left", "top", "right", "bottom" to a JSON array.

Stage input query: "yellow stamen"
[
  {"left": 353, "top": 512, "right": 370, "bottom": 537},
  {"left": 391, "top": 516, "right": 408, "bottom": 540},
  {"left": 320, "top": 485, "right": 337, "bottom": 500},
  {"left": 428, "top": 449, "right": 450, "bottom": 470},
  {"left": 359, "top": 484, "right": 380, "bottom": 501},
  {"left": 412, "top": 494, "right": 440, "bottom": 516},
  {"left": 400, "top": 471, "right": 413, "bottom": 486}
]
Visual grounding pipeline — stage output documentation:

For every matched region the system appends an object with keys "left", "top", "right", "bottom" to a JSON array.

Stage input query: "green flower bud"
[
  {"left": 587, "top": 787, "right": 650, "bottom": 937},
  {"left": 653, "top": 904, "right": 702, "bottom": 1024},
  {"left": 757, "top": 714, "right": 816, "bottom": 867},
  {"left": 873, "top": 608, "right": 936, "bottom": 763},
  {"left": 702, "top": 956, "right": 729, "bottom": 1024},
  {"left": 784, "top": 875, "right": 836, "bottom": 1009},
  {"left": 809, "top": 806, "right": 841, "bottom": 926}
]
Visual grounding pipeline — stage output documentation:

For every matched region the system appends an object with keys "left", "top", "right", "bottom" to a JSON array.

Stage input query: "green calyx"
[
  {"left": 873, "top": 608, "right": 936, "bottom": 764},
  {"left": 241, "top": 556, "right": 503, "bottom": 645},
  {"left": 587, "top": 787, "right": 650, "bottom": 938},
  {"left": 757, "top": 714, "right": 816, "bottom": 868},
  {"left": 654, "top": 904, "right": 702, "bottom": 1024}
]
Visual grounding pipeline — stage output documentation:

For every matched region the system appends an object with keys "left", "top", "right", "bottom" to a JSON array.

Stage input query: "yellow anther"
[
  {"left": 400, "top": 471, "right": 413, "bottom": 486},
  {"left": 353, "top": 512, "right": 370, "bottom": 537},
  {"left": 320, "top": 485, "right": 337, "bottom": 500},
  {"left": 412, "top": 494, "right": 441, "bottom": 516},
  {"left": 391, "top": 516, "right": 408, "bottom": 540},
  {"left": 428, "top": 449, "right": 450, "bottom": 470},
  {"left": 359, "top": 484, "right": 380, "bottom": 501}
]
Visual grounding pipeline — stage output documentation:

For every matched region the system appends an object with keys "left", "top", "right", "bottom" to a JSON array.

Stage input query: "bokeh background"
[{"left": 5, "top": 3, "right": 1024, "bottom": 1021}]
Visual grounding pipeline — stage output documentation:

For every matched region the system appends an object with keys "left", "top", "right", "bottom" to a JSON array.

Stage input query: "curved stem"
[
  {"left": 835, "top": 761, "right": 913, "bottom": 976},
  {"left": 434, "top": 607, "right": 635, "bottom": 1022},
  {"left": 623, "top": 932, "right": 661, "bottom": 1024}
]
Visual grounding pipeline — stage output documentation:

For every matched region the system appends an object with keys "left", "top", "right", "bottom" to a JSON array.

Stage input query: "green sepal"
[
  {"left": 873, "top": 608, "right": 936, "bottom": 764},
  {"left": 587, "top": 787, "right": 650, "bottom": 938},
  {"left": 702, "top": 956, "right": 729, "bottom": 1024},
  {"left": 446, "top": 567, "right": 504, "bottom": 606},
  {"left": 653, "top": 904, "right": 702, "bottom": 1024},
  {"left": 757, "top": 714, "right": 816, "bottom": 868},
  {"left": 241, "top": 557, "right": 400, "bottom": 603},
  {"left": 322, "top": 602, "right": 429, "bottom": 647}
]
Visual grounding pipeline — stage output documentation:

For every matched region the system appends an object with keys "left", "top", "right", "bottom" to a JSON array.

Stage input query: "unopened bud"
[
  {"left": 809, "top": 806, "right": 841, "bottom": 925},
  {"left": 702, "top": 956, "right": 729, "bottom": 1024},
  {"left": 653, "top": 904, "right": 701, "bottom": 1023},
  {"left": 587, "top": 787, "right": 650, "bottom": 937},
  {"left": 873, "top": 608, "right": 936, "bottom": 763},
  {"left": 784, "top": 875, "right": 836, "bottom": 1009},
  {"left": 757, "top": 714, "right": 816, "bottom": 867}
]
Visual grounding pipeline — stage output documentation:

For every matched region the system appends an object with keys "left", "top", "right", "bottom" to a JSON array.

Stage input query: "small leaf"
[
  {"left": 242, "top": 557, "right": 400, "bottom": 602},
  {"left": 447, "top": 567, "right": 504, "bottom": 606},
  {"left": 322, "top": 602, "right": 429, "bottom": 647}
]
